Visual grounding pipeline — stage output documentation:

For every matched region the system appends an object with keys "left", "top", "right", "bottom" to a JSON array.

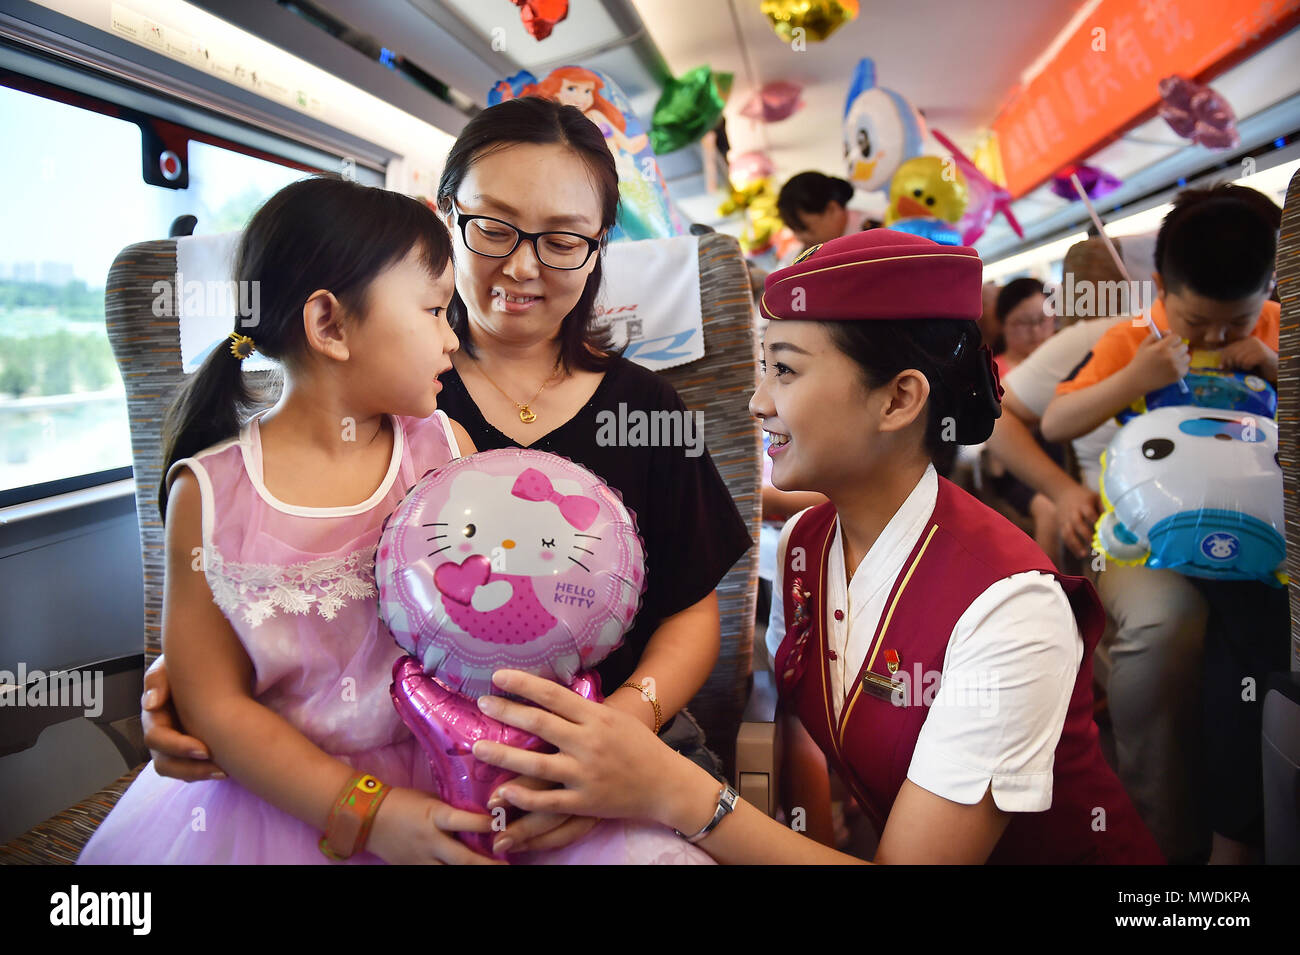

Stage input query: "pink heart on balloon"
[{"left": 434, "top": 554, "right": 492, "bottom": 605}]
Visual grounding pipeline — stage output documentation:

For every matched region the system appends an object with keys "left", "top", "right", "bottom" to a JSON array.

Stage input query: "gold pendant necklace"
[{"left": 474, "top": 354, "right": 564, "bottom": 424}]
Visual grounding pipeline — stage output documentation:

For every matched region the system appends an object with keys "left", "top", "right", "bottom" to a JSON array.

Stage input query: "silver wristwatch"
[{"left": 674, "top": 784, "right": 739, "bottom": 844}]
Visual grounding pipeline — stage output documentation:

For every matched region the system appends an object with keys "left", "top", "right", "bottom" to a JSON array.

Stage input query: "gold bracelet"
[{"left": 621, "top": 680, "right": 662, "bottom": 735}]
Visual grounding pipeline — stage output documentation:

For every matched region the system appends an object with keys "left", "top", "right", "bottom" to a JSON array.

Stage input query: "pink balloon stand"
[{"left": 390, "top": 655, "right": 602, "bottom": 857}]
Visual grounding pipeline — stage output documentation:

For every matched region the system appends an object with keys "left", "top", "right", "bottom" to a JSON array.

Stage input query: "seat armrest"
[
  {"left": 0, "top": 656, "right": 144, "bottom": 764},
  {"left": 735, "top": 719, "right": 781, "bottom": 817}
]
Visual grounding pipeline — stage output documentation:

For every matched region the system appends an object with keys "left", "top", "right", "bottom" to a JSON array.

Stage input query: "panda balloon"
[{"left": 1094, "top": 406, "right": 1285, "bottom": 584}]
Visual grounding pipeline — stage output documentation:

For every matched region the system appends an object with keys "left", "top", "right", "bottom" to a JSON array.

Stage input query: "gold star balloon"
[{"left": 761, "top": 0, "right": 859, "bottom": 44}]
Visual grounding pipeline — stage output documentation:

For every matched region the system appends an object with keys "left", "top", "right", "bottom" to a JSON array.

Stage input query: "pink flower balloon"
[
  {"left": 376, "top": 448, "right": 645, "bottom": 699},
  {"left": 730, "top": 150, "right": 776, "bottom": 186},
  {"left": 740, "top": 81, "right": 804, "bottom": 122},
  {"left": 1158, "top": 75, "right": 1240, "bottom": 150}
]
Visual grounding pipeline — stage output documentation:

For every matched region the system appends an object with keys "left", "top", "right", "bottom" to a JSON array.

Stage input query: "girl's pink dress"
[{"left": 78, "top": 410, "right": 712, "bottom": 865}]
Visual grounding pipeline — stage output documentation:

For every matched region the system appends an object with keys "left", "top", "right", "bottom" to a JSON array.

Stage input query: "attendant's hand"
[
  {"left": 471, "top": 670, "right": 687, "bottom": 828},
  {"left": 1219, "top": 337, "right": 1278, "bottom": 382},
  {"left": 367, "top": 787, "right": 501, "bottom": 865},
  {"left": 1049, "top": 482, "right": 1102, "bottom": 559},
  {"left": 142, "top": 655, "right": 226, "bottom": 781},
  {"left": 487, "top": 774, "right": 599, "bottom": 854}
]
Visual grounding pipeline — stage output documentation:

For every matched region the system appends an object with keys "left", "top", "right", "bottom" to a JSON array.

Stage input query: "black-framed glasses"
[{"left": 453, "top": 202, "right": 601, "bottom": 270}]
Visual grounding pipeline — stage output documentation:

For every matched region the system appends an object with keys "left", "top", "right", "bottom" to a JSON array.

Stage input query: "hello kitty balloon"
[{"left": 376, "top": 448, "right": 645, "bottom": 699}]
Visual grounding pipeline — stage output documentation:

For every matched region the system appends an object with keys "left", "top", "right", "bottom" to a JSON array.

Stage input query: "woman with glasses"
[
  {"left": 140, "top": 97, "right": 751, "bottom": 860},
  {"left": 988, "top": 278, "right": 1067, "bottom": 561},
  {"left": 994, "top": 278, "right": 1057, "bottom": 379}
]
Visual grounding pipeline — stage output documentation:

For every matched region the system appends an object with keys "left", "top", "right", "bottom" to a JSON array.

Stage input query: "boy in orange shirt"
[
  {"left": 1042, "top": 183, "right": 1283, "bottom": 864},
  {"left": 1043, "top": 202, "right": 1278, "bottom": 444}
]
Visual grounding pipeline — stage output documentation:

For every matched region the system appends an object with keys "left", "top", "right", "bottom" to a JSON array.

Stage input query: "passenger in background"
[
  {"left": 776, "top": 171, "right": 871, "bottom": 257},
  {"left": 977, "top": 280, "right": 1001, "bottom": 352},
  {"left": 983, "top": 278, "right": 1065, "bottom": 559},
  {"left": 984, "top": 237, "right": 1128, "bottom": 561},
  {"left": 1042, "top": 183, "right": 1284, "bottom": 865},
  {"left": 993, "top": 278, "right": 1056, "bottom": 379}
]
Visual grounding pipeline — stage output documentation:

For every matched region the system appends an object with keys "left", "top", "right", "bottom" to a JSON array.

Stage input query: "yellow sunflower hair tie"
[{"left": 228, "top": 331, "right": 256, "bottom": 360}]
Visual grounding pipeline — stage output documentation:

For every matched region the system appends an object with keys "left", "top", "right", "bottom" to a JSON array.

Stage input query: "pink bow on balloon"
[
  {"left": 1158, "top": 75, "right": 1239, "bottom": 150},
  {"left": 511, "top": 467, "right": 599, "bottom": 529}
]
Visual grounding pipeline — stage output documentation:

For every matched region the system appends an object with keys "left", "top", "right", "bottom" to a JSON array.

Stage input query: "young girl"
[
  {"left": 469, "top": 230, "right": 1166, "bottom": 864},
  {"left": 78, "top": 177, "right": 709, "bottom": 865}
]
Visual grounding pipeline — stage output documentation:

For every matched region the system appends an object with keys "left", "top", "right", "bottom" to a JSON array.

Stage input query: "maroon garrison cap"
[{"left": 761, "top": 228, "right": 984, "bottom": 322}]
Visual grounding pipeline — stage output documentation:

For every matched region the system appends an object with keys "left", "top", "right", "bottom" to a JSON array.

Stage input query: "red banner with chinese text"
[{"left": 992, "top": 0, "right": 1300, "bottom": 199}]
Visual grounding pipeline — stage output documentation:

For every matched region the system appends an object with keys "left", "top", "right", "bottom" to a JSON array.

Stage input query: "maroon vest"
[{"left": 776, "top": 478, "right": 1163, "bottom": 864}]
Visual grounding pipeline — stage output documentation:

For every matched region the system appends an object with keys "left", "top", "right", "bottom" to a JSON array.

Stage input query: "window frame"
[{"left": 0, "top": 60, "right": 382, "bottom": 507}]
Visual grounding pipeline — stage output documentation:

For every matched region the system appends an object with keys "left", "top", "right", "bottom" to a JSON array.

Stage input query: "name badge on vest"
[
  {"left": 860, "top": 670, "right": 905, "bottom": 705},
  {"left": 860, "top": 649, "right": 904, "bottom": 704}
]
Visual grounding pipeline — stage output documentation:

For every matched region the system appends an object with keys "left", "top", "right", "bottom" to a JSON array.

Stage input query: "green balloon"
[{"left": 650, "top": 66, "right": 732, "bottom": 154}]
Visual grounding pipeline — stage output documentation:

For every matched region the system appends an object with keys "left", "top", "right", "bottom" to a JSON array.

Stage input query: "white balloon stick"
[{"left": 1069, "top": 172, "right": 1188, "bottom": 394}]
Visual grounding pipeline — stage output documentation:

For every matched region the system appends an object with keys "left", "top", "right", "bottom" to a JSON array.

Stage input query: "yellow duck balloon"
[{"left": 885, "top": 156, "right": 969, "bottom": 226}]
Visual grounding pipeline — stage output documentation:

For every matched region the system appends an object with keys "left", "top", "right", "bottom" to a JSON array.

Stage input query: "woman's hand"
[
  {"left": 366, "top": 787, "right": 502, "bottom": 865},
  {"left": 474, "top": 673, "right": 866, "bottom": 865},
  {"left": 1048, "top": 481, "right": 1102, "bottom": 559},
  {"left": 471, "top": 669, "right": 688, "bottom": 828},
  {"left": 486, "top": 775, "right": 599, "bottom": 854},
  {"left": 141, "top": 655, "right": 226, "bottom": 781}
]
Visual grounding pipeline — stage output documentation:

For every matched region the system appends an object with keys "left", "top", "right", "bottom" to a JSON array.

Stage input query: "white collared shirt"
[
  {"left": 764, "top": 465, "right": 1084, "bottom": 811},
  {"left": 1002, "top": 316, "right": 1125, "bottom": 492}
]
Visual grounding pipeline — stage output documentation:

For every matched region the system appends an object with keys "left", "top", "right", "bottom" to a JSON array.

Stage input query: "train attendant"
[{"left": 470, "top": 230, "right": 1165, "bottom": 864}]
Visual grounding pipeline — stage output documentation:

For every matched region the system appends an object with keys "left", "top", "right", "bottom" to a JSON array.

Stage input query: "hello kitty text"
[{"left": 554, "top": 582, "right": 597, "bottom": 608}]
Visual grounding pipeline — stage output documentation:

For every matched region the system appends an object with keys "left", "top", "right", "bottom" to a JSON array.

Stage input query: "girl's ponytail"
[{"left": 157, "top": 336, "right": 275, "bottom": 520}]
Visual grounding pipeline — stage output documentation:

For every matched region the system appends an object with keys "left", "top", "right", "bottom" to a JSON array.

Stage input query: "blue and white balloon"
[
  {"left": 842, "top": 58, "right": 926, "bottom": 193},
  {"left": 1095, "top": 406, "right": 1285, "bottom": 584}
]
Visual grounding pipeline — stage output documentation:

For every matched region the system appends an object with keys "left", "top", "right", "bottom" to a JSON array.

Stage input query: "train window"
[{"left": 0, "top": 81, "right": 308, "bottom": 504}]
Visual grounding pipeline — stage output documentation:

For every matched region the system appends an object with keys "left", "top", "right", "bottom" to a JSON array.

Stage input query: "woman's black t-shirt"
[{"left": 436, "top": 357, "right": 753, "bottom": 693}]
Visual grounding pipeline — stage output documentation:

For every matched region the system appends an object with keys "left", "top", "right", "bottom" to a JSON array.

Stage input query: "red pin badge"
[{"left": 884, "top": 649, "right": 901, "bottom": 675}]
